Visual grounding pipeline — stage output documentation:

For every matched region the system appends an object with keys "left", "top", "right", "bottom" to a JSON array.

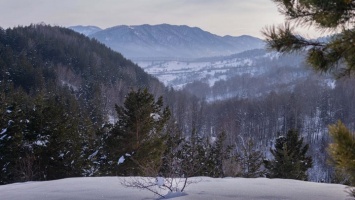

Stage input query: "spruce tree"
[
  {"left": 263, "top": 0, "right": 355, "bottom": 77},
  {"left": 264, "top": 130, "right": 312, "bottom": 180}
]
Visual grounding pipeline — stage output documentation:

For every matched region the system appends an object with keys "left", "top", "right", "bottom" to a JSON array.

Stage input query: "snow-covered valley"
[
  {"left": 136, "top": 49, "right": 306, "bottom": 88},
  {"left": 135, "top": 49, "right": 326, "bottom": 101}
]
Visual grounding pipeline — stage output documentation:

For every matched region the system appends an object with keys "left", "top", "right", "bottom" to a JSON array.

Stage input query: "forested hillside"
[
  {"left": 0, "top": 24, "right": 167, "bottom": 184},
  {"left": 0, "top": 24, "right": 166, "bottom": 119}
]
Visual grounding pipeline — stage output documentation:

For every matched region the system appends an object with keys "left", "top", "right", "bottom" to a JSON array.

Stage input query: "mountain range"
[{"left": 69, "top": 24, "right": 265, "bottom": 60}]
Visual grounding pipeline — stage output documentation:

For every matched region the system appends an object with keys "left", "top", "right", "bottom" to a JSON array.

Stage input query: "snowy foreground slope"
[{"left": 0, "top": 177, "right": 350, "bottom": 200}]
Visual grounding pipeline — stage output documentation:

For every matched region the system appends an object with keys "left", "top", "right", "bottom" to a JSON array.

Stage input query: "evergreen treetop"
[
  {"left": 264, "top": 130, "right": 312, "bottom": 180},
  {"left": 105, "top": 88, "right": 170, "bottom": 176}
]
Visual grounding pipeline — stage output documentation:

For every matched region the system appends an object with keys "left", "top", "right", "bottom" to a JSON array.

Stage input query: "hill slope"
[
  {"left": 0, "top": 24, "right": 165, "bottom": 114},
  {"left": 0, "top": 25, "right": 168, "bottom": 184}
]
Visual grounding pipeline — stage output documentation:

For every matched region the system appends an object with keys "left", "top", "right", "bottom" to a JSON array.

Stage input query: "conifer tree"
[
  {"left": 236, "top": 138, "right": 265, "bottom": 178},
  {"left": 204, "top": 131, "right": 233, "bottom": 178},
  {"left": 264, "top": 130, "right": 312, "bottom": 180},
  {"left": 33, "top": 89, "right": 94, "bottom": 180},
  {"left": 178, "top": 128, "right": 208, "bottom": 177},
  {"left": 263, "top": 0, "right": 355, "bottom": 77},
  {"left": 0, "top": 88, "right": 29, "bottom": 184},
  {"left": 159, "top": 120, "right": 185, "bottom": 177},
  {"left": 0, "top": 86, "right": 96, "bottom": 184},
  {"left": 106, "top": 88, "right": 170, "bottom": 176},
  {"left": 328, "top": 121, "right": 355, "bottom": 186}
]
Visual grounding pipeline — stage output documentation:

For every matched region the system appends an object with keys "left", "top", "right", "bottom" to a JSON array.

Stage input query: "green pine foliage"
[
  {"left": 103, "top": 88, "right": 170, "bottom": 176},
  {"left": 30, "top": 89, "right": 95, "bottom": 180},
  {"left": 159, "top": 120, "right": 185, "bottom": 177},
  {"left": 264, "top": 130, "right": 312, "bottom": 180},
  {"left": 263, "top": 0, "right": 355, "bottom": 77},
  {"left": 176, "top": 129, "right": 208, "bottom": 177},
  {"left": 204, "top": 131, "right": 233, "bottom": 178},
  {"left": 0, "top": 85, "right": 96, "bottom": 184},
  {"left": 0, "top": 88, "right": 29, "bottom": 184},
  {"left": 328, "top": 121, "right": 355, "bottom": 186}
]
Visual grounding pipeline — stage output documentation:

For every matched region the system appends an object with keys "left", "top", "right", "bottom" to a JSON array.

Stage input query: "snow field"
[{"left": 0, "top": 177, "right": 349, "bottom": 200}]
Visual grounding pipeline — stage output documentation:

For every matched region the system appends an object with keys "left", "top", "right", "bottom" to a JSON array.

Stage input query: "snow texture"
[
  {"left": 87, "top": 150, "right": 98, "bottom": 160},
  {"left": 150, "top": 113, "right": 161, "bottom": 121},
  {"left": 156, "top": 177, "right": 164, "bottom": 187},
  {"left": 0, "top": 128, "right": 7, "bottom": 135},
  {"left": 118, "top": 156, "right": 125, "bottom": 164},
  {"left": 0, "top": 177, "right": 349, "bottom": 200},
  {"left": 0, "top": 134, "right": 6, "bottom": 140}
]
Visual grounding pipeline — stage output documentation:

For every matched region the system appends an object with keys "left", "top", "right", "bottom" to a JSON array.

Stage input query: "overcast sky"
[{"left": 0, "top": 0, "right": 322, "bottom": 38}]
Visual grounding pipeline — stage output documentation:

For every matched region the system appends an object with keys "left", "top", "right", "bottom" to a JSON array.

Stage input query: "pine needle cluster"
[{"left": 263, "top": 0, "right": 355, "bottom": 78}]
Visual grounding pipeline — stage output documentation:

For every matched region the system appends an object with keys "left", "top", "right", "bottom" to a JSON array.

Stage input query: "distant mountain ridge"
[
  {"left": 69, "top": 24, "right": 265, "bottom": 60},
  {"left": 69, "top": 25, "right": 102, "bottom": 36}
]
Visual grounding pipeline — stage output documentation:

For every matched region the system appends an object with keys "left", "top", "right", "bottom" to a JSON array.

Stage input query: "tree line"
[{"left": 0, "top": 86, "right": 314, "bottom": 184}]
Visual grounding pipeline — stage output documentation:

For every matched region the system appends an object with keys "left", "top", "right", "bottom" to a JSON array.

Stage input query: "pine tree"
[
  {"left": 0, "top": 85, "right": 97, "bottom": 184},
  {"left": 236, "top": 138, "right": 265, "bottom": 178},
  {"left": 264, "top": 130, "right": 312, "bottom": 180},
  {"left": 328, "top": 121, "right": 355, "bottom": 186},
  {"left": 0, "top": 88, "right": 29, "bottom": 184},
  {"left": 34, "top": 89, "right": 95, "bottom": 180},
  {"left": 179, "top": 128, "right": 209, "bottom": 177},
  {"left": 204, "top": 131, "right": 233, "bottom": 178},
  {"left": 159, "top": 120, "right": 185, "bottom": 177},
  {"left": 105, "top": 88, "right": 170, "bottom": 176},
  {"left": 263, "top": 0, "right": 355, "bottom": 77}
]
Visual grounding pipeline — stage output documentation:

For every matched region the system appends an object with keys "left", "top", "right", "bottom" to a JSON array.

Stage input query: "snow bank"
[{"left": 0, "top": 177, "right": 349, "bottom": 200}]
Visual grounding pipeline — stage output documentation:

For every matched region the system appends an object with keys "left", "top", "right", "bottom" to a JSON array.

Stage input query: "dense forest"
[
  {"left": 1, "top": 24, "right": 355, "bottom": 185},
  {"left": 0, "top": 24, "right": 167, "bottom": 183}
]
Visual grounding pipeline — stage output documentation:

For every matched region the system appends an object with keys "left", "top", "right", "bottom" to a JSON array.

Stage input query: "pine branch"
[{"left": 263, "top": 23, "right": 324, "bottom": 53}]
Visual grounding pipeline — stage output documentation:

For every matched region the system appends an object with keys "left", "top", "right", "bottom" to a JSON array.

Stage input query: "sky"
[{"left": 0, "top": 0, "right": 322, "bottom": 38}]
